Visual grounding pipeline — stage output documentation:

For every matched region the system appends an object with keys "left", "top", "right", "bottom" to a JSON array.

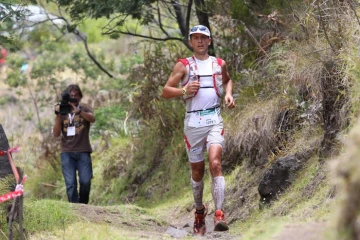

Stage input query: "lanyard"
[
  {"left": 68, "top": 113, "right": 75, "bottom": 125},
  {"left": 68, "top": 106, "right": 80, "bottom": 125}
]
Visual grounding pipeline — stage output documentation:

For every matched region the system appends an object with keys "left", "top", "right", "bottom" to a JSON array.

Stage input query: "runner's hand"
[
  {"left": 187, "top": 82, "right": 200, "bottom": 95},
  {"left": 225, "top": 94, "right": 235, "bottom": 109}
]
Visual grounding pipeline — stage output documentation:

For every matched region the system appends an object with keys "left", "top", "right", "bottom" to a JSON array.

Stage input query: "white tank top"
[{"left": 184, "top": 57, "right": 222, "bottom": 125}]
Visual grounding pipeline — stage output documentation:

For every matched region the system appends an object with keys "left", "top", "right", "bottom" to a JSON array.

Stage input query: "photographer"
[{"left": 53, "top": 84, "right": 95, "bottom": 204}]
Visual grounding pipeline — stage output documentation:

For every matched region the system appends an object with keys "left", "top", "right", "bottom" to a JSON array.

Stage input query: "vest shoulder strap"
[
  {"left": 216, "top": 57, "right": 223, "bottom": 67},
  {"left": 179, "top": 57, "right": 222, "bottom": 66},
  {"left": 178, "top": 58, "right": 189, "bottom": 66}
]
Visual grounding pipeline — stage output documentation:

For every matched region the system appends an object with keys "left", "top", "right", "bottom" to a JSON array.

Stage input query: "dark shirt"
[{"left": 60, "top": 104, "right": 93, "bottom": 153}]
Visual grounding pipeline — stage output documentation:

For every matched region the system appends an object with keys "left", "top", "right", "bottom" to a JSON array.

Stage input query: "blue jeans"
[{"left": 60, "top": 152, "right": 93, "bottom": 204}]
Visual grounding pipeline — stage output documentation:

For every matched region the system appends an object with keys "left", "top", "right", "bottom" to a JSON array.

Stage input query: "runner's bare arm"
[
  {"left": 162, "top": 62, "right": 188, "bottom": 99},
  {"left": 221, "top": 60, "right": 235, "bottom": 108}
]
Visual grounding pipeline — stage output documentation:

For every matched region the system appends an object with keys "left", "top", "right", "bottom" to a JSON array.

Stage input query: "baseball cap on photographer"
[{"left": 189, "top": 25, "right": 211, "bottom": 38}]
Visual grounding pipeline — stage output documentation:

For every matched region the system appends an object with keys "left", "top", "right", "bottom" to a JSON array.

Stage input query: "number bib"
[{"left": 188, "top": 108, "right": 220, "bottom": 127}]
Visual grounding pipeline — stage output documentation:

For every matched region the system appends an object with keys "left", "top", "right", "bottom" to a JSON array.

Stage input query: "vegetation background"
[{"left": 0, "top": 0, "right": 360, "bottom": 239}]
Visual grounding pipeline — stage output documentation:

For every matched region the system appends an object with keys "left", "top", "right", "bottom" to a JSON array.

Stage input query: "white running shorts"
[{"left": 184, "top": 122, "right": 224, "bottom": 163}]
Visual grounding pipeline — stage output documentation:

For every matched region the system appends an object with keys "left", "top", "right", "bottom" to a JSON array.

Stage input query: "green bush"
[
  {"left": 231, "top": 0, "right": 255, "bottom": 24},
  {"left": 119, "top": 54, "right": 143, "bottom": 74},
  {"left": 92, "top": 105, "right": 128, "bottom": 137}
]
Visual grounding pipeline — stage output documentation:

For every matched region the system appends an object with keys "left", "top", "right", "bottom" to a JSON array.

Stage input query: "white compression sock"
[
  {"left": 212, "top": 176, "right": 225, "bottom": 210},
  {"left": 191, "top": 178, "right": 204, "bottom": 209}
]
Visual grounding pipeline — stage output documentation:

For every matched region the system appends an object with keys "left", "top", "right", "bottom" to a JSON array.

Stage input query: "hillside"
[
  {"left": 25, "top": 202, "right": 331, "bottom": 240},
  {"left": 1, "top": 1, "right": 360, "bottom": 240},
  {"left": 15, "top": 190, "right": 331, "bottom": 240}
]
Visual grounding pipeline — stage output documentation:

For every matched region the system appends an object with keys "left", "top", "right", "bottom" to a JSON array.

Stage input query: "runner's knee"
[
  {"left": 191, "top": 162, "right": 205, "bottom": 181},
  {"left": 209, "top": 158, "right": 222, "bottom": 176}
]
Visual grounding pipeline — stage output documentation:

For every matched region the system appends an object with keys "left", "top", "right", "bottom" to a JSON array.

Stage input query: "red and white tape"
[{"left": 0, "top": 146, "right": 27, "bottom": 203}]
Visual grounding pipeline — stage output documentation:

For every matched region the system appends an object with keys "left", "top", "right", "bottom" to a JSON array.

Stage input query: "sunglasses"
[{"left": 190, "top": 26, "right": 208, "bottom": 32}]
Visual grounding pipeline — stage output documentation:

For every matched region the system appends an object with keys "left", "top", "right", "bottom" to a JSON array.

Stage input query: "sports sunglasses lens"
[{"left": 190, "top": 26, "right": 208, "bottom": 32}]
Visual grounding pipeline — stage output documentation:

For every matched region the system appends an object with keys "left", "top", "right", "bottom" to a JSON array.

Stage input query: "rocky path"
[
  {"left": 166, "top": 210, "right": 329, "bottom": 240},
  {"left": 72, "top": 204, "right": 330, "bottom": 240},
  {"left": 166, "top": 209, "right": 240, "bottom": 239}
]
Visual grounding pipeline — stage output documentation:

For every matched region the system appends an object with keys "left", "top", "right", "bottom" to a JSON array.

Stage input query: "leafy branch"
[{"left": 41, "top": 1, "right": 114, "bottom": 78}]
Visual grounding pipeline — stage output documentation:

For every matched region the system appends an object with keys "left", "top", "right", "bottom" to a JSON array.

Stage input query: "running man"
[{"left": 161, "top": 25, "right": 235, "bottom": 235}]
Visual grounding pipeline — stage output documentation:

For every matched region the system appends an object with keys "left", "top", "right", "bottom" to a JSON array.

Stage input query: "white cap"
[{"left": 189, "top": 25, "right": 211, "bottom": 38}]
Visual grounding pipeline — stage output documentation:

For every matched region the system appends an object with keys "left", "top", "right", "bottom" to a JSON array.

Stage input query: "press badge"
[
  {"left": 188, "top": 108, "right": 219, "bottom": 127},
  {"left": 67, "top": 126, "right": 75, "bottom": 136},
  {"left": 67, "top": 113, "right": 76, "bottom": 136}
]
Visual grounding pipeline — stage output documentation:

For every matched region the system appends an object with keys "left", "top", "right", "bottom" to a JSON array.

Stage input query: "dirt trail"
[
  {"left": 72, "top": 204, "right": 329, "bottom": 240},
  {"left": 273, "top": 222, "right": 329, "bottom": 240},
  {"left": 166, "top": 207, "right": 239, "bottom": 239},
  {"left": 72, "top": 204, "right": 239, "bottom": 239}
]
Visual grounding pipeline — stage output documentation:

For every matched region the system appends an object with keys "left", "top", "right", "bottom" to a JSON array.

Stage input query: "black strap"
[
  {"left": 197, "top": 75, "right": 213, "bottom": 77},
  {"left": 186, "top": 105, "right": 220, "bottom": 113}
]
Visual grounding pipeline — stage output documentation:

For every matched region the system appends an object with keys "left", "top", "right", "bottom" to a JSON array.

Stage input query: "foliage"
[
  {"left": 5, "top": 24, "right": 112, "bottom": 135},
  {"left": 211, "top": 15, "right": 245, "bottom": 80},
  {"left": 26, "top": 161, "right": 65, "bottom": 200},
  {"left": 50, "top": 0, "right": 219, "bottom": 52},
  {"left": 91, "top": 105, "right": 127, "bottom": 137},
  {"left": 65, "top": 47, "right": 106, "bottom": 82},
  {"left": 24, "top": 199, "right": 76, "bottom": 233},
  {"left": 0, "top": 175, "right": 16, "bottom": 197},
  {"left": 330, "top": 6, "right": 360, "bottom": 240},
  {"left": 111, "top": 41, "right": 189, "bottom": 202},
  {"left": 0, "top": 95, "right": 17, "bottom": 105},
  {"left": 54, "top": 0, "right": 158, "bottom": 42},
  {"left": 0, "top": 3, "right": 25, "bottom": 50},
  {"left": 230, "top": 0, "right": 254, "bottom": 25},
  {"left": 119, "top": 54, "right": 143, "bottom": 74},
  {"left": 134, "top": 130, "right": 190, "bottom": 207},
  {"left": 5, "top": 70, "right": 27, "bottom": 88},
  {"left": 89, "top": 136, "right": 131, "bottom": 205},
  {"left": 96, "top": 52, "right": 143, "bottom": 92},
  {"left": 78, "top": 18, "right": 111, "bottom": 43},
  {"left": 56, "top": 0, "right": 156, "bottom": 22}
]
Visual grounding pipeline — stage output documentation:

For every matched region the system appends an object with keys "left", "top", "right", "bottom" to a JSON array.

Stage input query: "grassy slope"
[
  {"left": 19, "top": 60, "right": 342, "bottom": 240},
  {"left": 22, "top": 151, "right": 337, "bottom": 240}
]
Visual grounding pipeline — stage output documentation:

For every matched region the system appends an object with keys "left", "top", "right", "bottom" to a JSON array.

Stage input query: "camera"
[{"left": 59, "top": 91, "right": 78, "bottom": 115}]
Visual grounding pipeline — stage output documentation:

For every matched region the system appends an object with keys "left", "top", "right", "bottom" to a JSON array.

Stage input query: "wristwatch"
[{"left": 182, "top": 87, "right": 187, "bottom": 95}]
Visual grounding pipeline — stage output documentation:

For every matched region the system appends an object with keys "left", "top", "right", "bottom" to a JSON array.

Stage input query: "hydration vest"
[{"left": 178, "top": 56, "right": 223, "bottom": 100}]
